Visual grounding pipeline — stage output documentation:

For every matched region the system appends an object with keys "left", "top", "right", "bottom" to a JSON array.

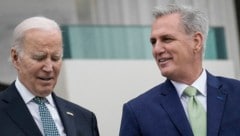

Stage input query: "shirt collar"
[
  {"left": 171, "top": 69, "right": 207, "bottom": 97},
  {"left": 15, "top": 77, "right": 55, "bottom": 106}
]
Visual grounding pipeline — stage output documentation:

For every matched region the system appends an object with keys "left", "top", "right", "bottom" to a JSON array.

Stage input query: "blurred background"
[{"left": 1, "top": 0, "right": 239, "bottom": 135}]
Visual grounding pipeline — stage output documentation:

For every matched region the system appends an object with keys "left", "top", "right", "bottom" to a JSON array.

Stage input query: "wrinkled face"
[
  {"left": 150, "top": 13, "right": 201, "bottom": 81},
  {"left": 11, "top": 28, "right": 63, "bottom": 97}
]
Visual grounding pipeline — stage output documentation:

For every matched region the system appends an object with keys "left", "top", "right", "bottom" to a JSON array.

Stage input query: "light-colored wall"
[{"left": 55, "top": 60, "right": 235, "bottom": 136}]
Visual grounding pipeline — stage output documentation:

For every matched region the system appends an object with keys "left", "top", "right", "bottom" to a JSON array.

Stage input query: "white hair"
[
  {"left": 12, "top": 16, "right": 62, "bottom": 54},
  {"left": 153, "top": 4, "right": 209, "bottom": 50}
]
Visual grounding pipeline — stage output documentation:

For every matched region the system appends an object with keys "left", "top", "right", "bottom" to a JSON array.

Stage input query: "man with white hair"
[{"left": 0, "top": 16, "right": 99, "bottom": 136}]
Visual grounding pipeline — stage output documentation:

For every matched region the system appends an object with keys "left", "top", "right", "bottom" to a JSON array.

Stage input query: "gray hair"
[
  {"left": 12, "top": 16, "right": 62, "bottom": 54},
  {"left": 152, "top": 4, "right": 209, "bottom": 48}
]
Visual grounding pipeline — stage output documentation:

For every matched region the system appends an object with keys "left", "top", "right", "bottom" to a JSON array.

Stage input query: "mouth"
[
  {"left": 38, "top": 77, "right": 53, "bottom": 81},
  {"left": 157, "top": 57, "right": 172, "bottom": 64}
]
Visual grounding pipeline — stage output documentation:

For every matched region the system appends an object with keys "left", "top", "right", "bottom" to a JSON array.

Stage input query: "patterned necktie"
[
  {"left": 33, "top": 97, "right": 60, "bottom": 136},
  {"left": 184, "top": 86, "right": 206, "bottom": 136}
]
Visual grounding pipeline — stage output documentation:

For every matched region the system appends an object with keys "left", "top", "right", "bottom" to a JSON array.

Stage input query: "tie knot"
[
  {"left": 184, "top": 86, "right": 197, "bottom": 97},
  {"left": 33, "top": 97, "right": 47, "bottom": 105}
]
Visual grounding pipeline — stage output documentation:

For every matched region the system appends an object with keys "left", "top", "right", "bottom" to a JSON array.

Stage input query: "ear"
[
  {"left": 193, "top": 32, "right": 204, "bottom": 53},
  {"left": 11, "top": 47, "right": 20, "bottom": 70}
]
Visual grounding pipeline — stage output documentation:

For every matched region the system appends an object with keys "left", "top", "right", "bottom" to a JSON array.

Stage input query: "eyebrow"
[{"left": 32, "top": 51, "right": 62, "bottom": 57}]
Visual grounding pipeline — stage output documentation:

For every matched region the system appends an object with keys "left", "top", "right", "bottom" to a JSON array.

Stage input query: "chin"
[
  {"left": 161, "top": 72, "right": 168, "bottom": 78},
  {"left": 37, "top": 88, "right": 53, "bottom": 96},
  {"left": 40, "top": 91, "right": 52, "bottom": 97},
  {"left": 160, "top": 69, "right": 172, "bottom": 78}
]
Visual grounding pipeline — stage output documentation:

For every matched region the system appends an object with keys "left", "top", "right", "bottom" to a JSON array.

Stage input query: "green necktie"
[
  {"left": 33, "top": 97, "right": 60, "bottom": 136},
  {"left": 184, "top": 86, "right": 206, "bottom": 136}
]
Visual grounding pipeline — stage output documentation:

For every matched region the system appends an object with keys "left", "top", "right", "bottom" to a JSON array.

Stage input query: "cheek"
[
  {"left": 54, "top": 63, "right": 62, "bottom": 74},
  {"left": 181, "top": 47, "right": 193, "bottom": 58},
  {"left": 19, "top": 60, "right": 38, "bottom": 75},
  {"left": 22, "top": 65, "right": 36, "bottom": 77},
  {"left": 152, "top": 48, "right": 157, "bottom": 58}
]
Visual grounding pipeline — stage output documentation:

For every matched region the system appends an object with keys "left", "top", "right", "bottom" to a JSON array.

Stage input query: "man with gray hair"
[
  {"left": 120, "top": 4, "right": 240, "bottom": 136},
  {"left": 0, "top": 16, "right": 99, "bottom": 136}
]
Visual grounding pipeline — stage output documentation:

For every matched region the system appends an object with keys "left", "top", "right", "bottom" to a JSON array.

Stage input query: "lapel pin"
[
  {"left": 66, "top": 111, "right": 74, "bottom": 116},
  {"left": 217, "top": 96, "right": 224, "bottom": 101}
]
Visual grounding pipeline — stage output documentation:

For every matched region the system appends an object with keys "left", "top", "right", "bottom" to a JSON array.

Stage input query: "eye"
[
  {"left": 51, "top": 55, "right": 62, "bottom": 62},
  {"left": 162, "top": 36, "right": 174, "bottom": 43},
  {"left": 32, "top": 55, "right": 45, "bottom": 61},
  {"left": 150, "top": 38, "right": 157, "bottom": 46}
]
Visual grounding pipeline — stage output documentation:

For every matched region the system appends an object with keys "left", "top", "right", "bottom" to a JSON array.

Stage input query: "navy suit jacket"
[
  {"left": 120, "top": 72, "right": 240, "bottom": 136},
  {"left": 0, "top": 82, "right": 99, "bottom": 136}
]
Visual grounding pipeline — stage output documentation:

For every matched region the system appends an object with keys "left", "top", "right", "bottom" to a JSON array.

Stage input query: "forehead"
[
  {"left": 151, "top": 13, "right": 186, "bottom": 36},
  {"left": 22, "top": 28, "right": 63, "bottom": 52}
]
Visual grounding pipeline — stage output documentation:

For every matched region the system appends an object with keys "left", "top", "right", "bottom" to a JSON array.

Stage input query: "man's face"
[
  {"left": 12, "top": 28, "right": 63, "bottom": 97},
  {"left": 150, "top": 13, "right": 202, "bottom": 82}
]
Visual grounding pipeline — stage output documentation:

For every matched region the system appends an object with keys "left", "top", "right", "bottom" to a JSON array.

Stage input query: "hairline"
[
  {"left": 13, "top": 16, "right": 62, "bottom": 54},
  {"left": 10, "top": 16, "right": 63, "bottom": 61},
  {"left": 152, "top": 4, "right": 209, "bottom": 50}
]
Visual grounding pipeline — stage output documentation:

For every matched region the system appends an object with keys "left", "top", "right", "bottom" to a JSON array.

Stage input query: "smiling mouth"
[{"left": 158, "top": 58, "right": 172, "bottom": 63}]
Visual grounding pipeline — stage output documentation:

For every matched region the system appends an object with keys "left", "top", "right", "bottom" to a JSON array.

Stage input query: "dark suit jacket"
[
  {"left": 0, "top": 82, "right": 99, "bottom": 136},
  {"left": 120, "top": 72, "right": 240, "bottom": 136}
]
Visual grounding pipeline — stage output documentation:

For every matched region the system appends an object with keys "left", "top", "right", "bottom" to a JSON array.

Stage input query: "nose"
[
  {"left": 152, "top": 42, "right": 166, "bottom": 55},
  {"left": 42, "top": 59, "right": 53, "bottom": 72}
]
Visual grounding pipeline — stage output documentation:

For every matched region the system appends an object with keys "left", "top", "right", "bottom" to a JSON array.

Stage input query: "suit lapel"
[
  {"left": 206, "top": 73, "right": 227, "bottom": 136},
  {"left": 159, "top": 80, "right": 193, "bottom": 136},
  {"left": 53, "top": 94, "right": 77, "bottom": 136},
  {"left": 3, "top": 83, "right": 42, "bottom": 136}
]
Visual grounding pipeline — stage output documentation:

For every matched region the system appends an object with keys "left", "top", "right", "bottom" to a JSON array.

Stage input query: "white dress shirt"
[
  {"left": 15, "top": 78, "right": 66, "bottom": 136},
  {"left": 171, "top": 69, "right": 207, "bottom": 118}
]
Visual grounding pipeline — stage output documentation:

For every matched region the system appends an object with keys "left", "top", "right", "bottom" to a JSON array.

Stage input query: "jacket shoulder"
[{"left": 125, "top": 81, "right": 169, "bottom": 107}]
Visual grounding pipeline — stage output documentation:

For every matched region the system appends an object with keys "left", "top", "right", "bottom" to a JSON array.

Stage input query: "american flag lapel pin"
[{"left": 66, "top": 111, "right": 74, "bottom": 116}]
